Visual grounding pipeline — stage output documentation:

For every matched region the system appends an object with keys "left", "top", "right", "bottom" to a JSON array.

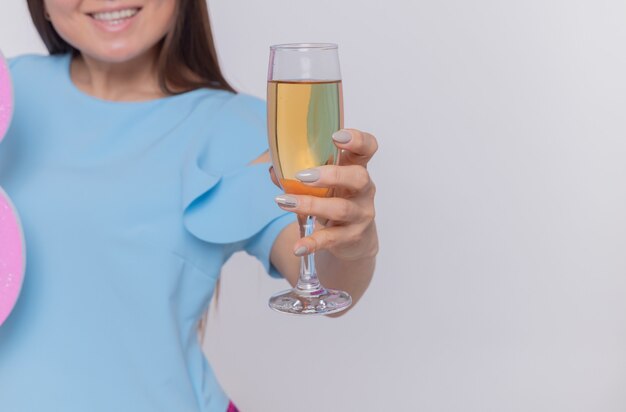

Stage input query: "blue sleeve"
[
  {"left": 181, "top": 93, "right": 296, "bottom": 278},
  {"left": 243, "top": 212, "right": 295, "bottom": 279}
]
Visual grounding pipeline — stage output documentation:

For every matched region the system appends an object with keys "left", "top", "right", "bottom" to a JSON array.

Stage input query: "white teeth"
[{"left": 92, "top": 8, "right": 139, "bottom": 22}]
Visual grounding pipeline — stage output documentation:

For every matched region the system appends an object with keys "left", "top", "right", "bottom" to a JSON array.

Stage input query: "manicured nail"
[
  {"left": 332, "top": 130, "right": 352, "bottom": 143},
  {"left": 295, "top": 168, "right": 320, "bottom": 183},
  {"left": 294, "top": 246, "right": 309, "bottom": 256},
  {"left": 275, "top": 195, "right": 298, "bottom": 208}
]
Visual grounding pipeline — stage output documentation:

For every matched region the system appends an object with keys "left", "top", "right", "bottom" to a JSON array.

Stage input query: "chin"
[{"left": 83, "top": 43, "right": 158, "bottom": 64}]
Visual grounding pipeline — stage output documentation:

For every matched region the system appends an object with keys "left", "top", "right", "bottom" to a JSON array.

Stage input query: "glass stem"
[{"left": 296, "top": 215, "right": 323, "bottom": 293}]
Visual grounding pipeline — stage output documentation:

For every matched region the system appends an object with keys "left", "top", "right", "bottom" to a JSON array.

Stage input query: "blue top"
[{"left": 0, "top": 53, "right": 295, "bottom": 412}]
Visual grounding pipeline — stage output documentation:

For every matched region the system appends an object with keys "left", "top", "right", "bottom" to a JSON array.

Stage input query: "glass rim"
[{"left": 270, "top": 43, "right": 338, "bottom": 51}]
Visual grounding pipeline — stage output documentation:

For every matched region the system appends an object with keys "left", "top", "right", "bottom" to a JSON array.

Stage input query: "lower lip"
[{"left": 89, "top": 10, "right": 140, "bottom": 33}]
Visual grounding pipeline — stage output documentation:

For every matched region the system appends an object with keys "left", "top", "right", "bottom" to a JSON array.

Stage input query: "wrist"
[{"left": 329, "top": 222, "right": 379, "bottom": 262}]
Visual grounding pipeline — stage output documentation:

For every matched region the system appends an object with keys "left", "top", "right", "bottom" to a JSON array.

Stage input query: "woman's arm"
[{"left": 268, "top": 129, "right": 379, "bottom": 315}]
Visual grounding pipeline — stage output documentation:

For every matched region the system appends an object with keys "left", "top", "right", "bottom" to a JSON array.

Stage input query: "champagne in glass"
[{"left": 267, "top": 43, "right": 352, "bottom": 315}]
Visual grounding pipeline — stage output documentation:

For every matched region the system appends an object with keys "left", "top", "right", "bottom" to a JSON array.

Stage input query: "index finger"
[{"left": 332, "top": 129, "right": 379, "bottom": 166}]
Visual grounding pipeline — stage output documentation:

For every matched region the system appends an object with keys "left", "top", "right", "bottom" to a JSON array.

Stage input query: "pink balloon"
[
  {"left": 0, "top": 188, "right": 25, "bottom": 325},
  {"left": 0, "top": 51, "right": 12, "bottom": 141},
  {"left": 0, "top": 50, "right": 26, "bottom": 326}
]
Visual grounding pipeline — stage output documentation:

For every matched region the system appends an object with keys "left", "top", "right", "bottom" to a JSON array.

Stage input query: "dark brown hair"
[{"left": 26, "top": 0, "right": 236, "bottom": 95}]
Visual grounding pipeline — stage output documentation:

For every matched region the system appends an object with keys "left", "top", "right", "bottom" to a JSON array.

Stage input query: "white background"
[{"left": 2, "top": 1, "right": 626, "bottom": 411}]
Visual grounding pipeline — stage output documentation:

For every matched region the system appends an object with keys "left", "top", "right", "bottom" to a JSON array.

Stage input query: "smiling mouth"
[{"left": 88, "top": 8, "right": 141, "bottom": 25}]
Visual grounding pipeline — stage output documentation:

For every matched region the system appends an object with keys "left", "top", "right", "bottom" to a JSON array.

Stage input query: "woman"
[{"left": 0, "top": 0, "right": 378, "bottom": 411}]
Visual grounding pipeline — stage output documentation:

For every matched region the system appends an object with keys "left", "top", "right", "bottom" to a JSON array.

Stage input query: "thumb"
[{"left": 269, "top": 166, "right": 281, "bottom": 188}]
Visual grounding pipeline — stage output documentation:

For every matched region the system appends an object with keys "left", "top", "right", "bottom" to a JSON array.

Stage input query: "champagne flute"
[{"left": 267, "top": 43, "right": 352, "bottom": 315}]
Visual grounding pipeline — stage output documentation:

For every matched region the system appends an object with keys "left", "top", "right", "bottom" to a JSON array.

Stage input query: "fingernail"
[
  {"left": 295, "top": 168, "right": 320, "bottom": 183},
  {"left": 294, "top": 246, "right": 309, "bottom": 256},
  {"left": 332, "top": 130, "right": 352, "bottom": 143},
  {"left": 275, "top": 195, "right": 298, "bottom": 208}
]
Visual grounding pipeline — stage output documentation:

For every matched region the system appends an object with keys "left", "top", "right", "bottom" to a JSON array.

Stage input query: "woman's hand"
[{"left": 271, "top": 128, "right": 379, "bottom": 261}]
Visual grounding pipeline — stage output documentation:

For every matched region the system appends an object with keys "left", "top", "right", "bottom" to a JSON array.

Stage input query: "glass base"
[{"left": 269, "top": 287, "right": 352, "bottom": 315}]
